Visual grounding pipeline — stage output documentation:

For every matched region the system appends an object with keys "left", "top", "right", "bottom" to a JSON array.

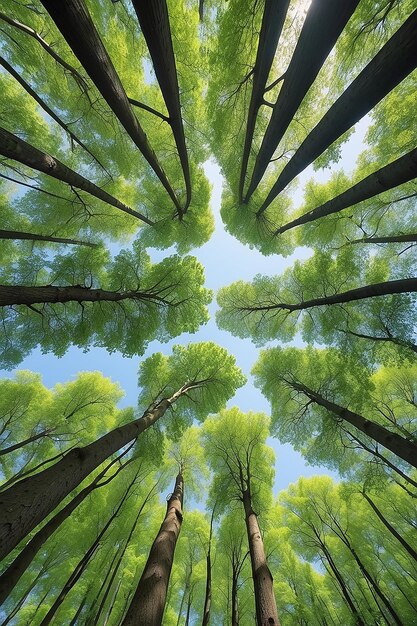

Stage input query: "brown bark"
[
  {"left": 231, "top": 562, "right": 240, "bottom": 626},
  {"left": 242, "top": 489, "right": 280, "bottom": 626},
  {"left": 38, "top": 471, "right": 139, "bottom": 626},
  {"left": 240, "top": 277, "right": 417, "bottom": 313},
  {"left": 39, "top": 0, "right": 181, "bottom": 212},
  {"left": 0, "top": 284, "right": 173, "bottom": 308},
  {"left": 288, "top": 380, "right": 417, "bottom": 468},
  {"left": 0, "top": 382, "right": 194, "bottom": 560},
  {"left": 239, "top": 0, "right": 290, "bottom": 202},
  {"left": 347, "top": 233, "right": 417, "bottom": 245},
  {"left": 362, "top": 492, "right": 417, "bottom": 563},
  {"left": 245, "top": 0, "right": 359, "bottom": 202},
  {"left": 132, "top": 0, "right": 191, "bottom": 214},
  {"left": 0, "top": 128, "right": 153, "bottom": 224},
  {"left": 0, "top": 56, "right": 108, "bottom": 175},
  {"left": 0, "top": 228, "right": 97, "bottom": 247},
  {"left": 121, "top": 471, "right": 184, "bottom": 626},
  {"left": 258, "top": 10, "right": 417, "bottom": 213},
  {"left": 0, "top": 450, "right": 132, "bottom": 604},
  {"left": 274, "top": 148, "right": 417, "bottom": 233}
]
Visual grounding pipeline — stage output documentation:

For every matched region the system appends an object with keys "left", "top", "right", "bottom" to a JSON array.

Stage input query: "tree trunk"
[
  {"left": 201, "top": 504, "right": 216, "bottom": 626},
  {"left": 274, "top": 148, "right": 417, "bottom": 233},
  {"left": 0, "top": 128, "right": 153, "bottom": 224},
  {"left": 362, "top": 492, "right": 417, "bottom": 562},
  {"left": 0, "top": 56, "right": 108, "bottom": 175},
  {"left": 0, "top": 451, "right": 132, "bottom": 603},
  {"left": 121, "top": 470, "right": 184, "bottom": 626},
  {"left": 0, "top": 228, "right": 97, "bottom": 247},
  {"left": 69, "top": 595, "right": 88, "bottom": 626},
  {"left": 0, "top": 383, "right": 192, "bottom": 560},
  {"left": 242, "top": 489, "right": 280, "bottom": 626},
  {"left": 39, "top": 0, "right": 181, "bottom": 213},
  {"left": 258, "top": 10, "right": 417, "bottom": 213},
  {"left": 231, "top": 564, "right": 239, "bottom": 626},
  {"left": 239, "top": 0, "right": 290, "bottom": 202},
  {"left": 336, "top": 327, "right": 417, "bottom": 355},
  {"left": 348, "top": 233, "right": 417, "bottom": 245},
  {"left": 246, "top": 277, "right": 417, "bottom": 313},
  {"left": 103, "top": 577, "right": 122, "bottom": 626},
  {"left": 245, "top": 0, "right": 359, "bottom": 202},
  {"left": 131, "top": 0, "right": 191, "bottom": 214},
  {"left": 38, "top": 471, "right": 139, "bottom": 626},
  {"left": 0, "top": 284, "right": 172, "bottom": 307},
  {"left": 0, "top": 567, "right": 45, "bottom": 626},
  {"left": 289, "top": 380, "right": 417, "bottom": 468},
  {"left": 84, "top": 547, "right": 121, "bottom": 626}
]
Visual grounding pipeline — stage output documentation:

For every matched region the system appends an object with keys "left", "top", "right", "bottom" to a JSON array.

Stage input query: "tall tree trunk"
[
  {"left": 92, "top": 483, "right": 158, "bottom": 625},
  {"left": 0, "top": 450, "right": 132, "bottom": 603},
  {"left": 69, "top": 594, "right": 88, "bottom": 626},
  {"left": 38, "top": 471, "right": 139, "bottom": 626},
  {"left": 362, "top": 492, "right": 417, "bottom": 562},
  {"left": 245, "top": 277, "right": 417, "bottom": 313},
  {"left": 39, "top": 0, "right": 181, "bottom": 213},
  {"left": 84, "top": 547, "right": 121, "bottom": 626},
  {"left": 0, "top": 566, "right": 45, "bottom": 626},
  {"left": 122, "top": 470, "right": 184, "bottom": 626},
  {"left": 201, "top": 504, "right": 216, "bottom": 626},
  {"left": 347, "top": 233, "right": 417, "bottom": 246},
  {"left": 257, "top": 10, "right": 417, "bottom": 213},
  {"left": 231, "top": 563, "right": 240, "bottom": 626},
  {"left": 0, "top": 128, "right": 153, "bottom": 224},
  {"left": 242, "top": 489, "right": 280, "bottom": 626},
  {"left": 288, "top": 380, "right": 417, "bottom": 468},
  {"left": 0, "top": 382, "right": 194, "bottom": 560},
  {"left": 103, "top": 577, "right": 122, "bottom": 626},
  {"left": 245, "top": 0, "right": 359, "bottom": 202},
  {"left": 0, "top": 56, "right": 108, "bottom": 175},
  {"left": 131, "top": 0, "right": 191, "bottom": 214},
  {"left": 239, "top": 0, "right": 290, "bottom": 202},
  {"left": 0, "top": 11, "right": 88, "bottom": 91},
  {"left": 0, "top": 228, "right": 98, "bottom": 247},
  {"left": 274, "top": 148, "right": 417, "bottom": 233},
  {"left": 0, "top": 284, "right": 173, "bottom": 307}
]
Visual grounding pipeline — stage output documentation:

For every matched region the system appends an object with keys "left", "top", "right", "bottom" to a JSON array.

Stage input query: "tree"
[
  {"left": 203, "top": 408, "right": 280, "bottom": 626},
  {"left": 0, "top": 342, "right": 245, "bottom": 559}
]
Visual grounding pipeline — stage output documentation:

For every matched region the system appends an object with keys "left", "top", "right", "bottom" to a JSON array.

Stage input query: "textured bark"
[
  {"left": 274, "top": 148, "right": 417, "bottom": 233},
  {"left": 0, "top": 56, "right": 108, "bottom": 174},
  {"left": 40, "top": 0, "right": 181, "bottom": 212},
  {"left": 0, "top": 128, "right": 153, "bottom": 224},
  {"left": 242, "top": 489, "right": 280, "bottom": 626},
  {"left": 0, "top": 452, "right": 131, "bottom": 604},
  {"left": 132, "top": 0, "right": 191, "bottom": 214},
  {"left": 239, "top": 0, "right": 290, "bottom": 202},
  {"left": 362, "top": 492, "right": 417, "bottom": 563},
  {"left": 245, "top": 0, "right": 359, "bottom": 202},
  {"left": 0, "top": 383, "right": 192, "bottom": 560},
  {"left": 347, "top": 233, "right": 417, "bottom": 245},
  {"left": 289, "top": 380, "right": 417, "bottom": 468},
  {"left": 38, "top": 472, "right": 139, "bottom": 626},
  {"left": 258, "top": 10, "right": 417, "bottom": 213},
  {"left": 0, "top": 284, "right": 172, "bottom": 307},
  {"left": 122, "top": 471, "right": 184, "bottom": 626},
  {"left": 241, "top": 277, "right": 417, "bottom": 313},
  {"left": 0, "top": 228, "right": 97, "bottom": 247}
]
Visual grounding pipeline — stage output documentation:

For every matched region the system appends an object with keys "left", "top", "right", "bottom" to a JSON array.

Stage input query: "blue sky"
[{"left": 0, "top": 117, "right": 369, "bottom": 494}]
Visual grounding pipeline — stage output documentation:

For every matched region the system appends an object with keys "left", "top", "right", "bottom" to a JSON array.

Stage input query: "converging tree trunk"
[
  {"left": 132, "top": 0, "right": 191, "bottom": 213},
  {"left": 39, "top": 0, "right": 182, "bottom": 212},
  {"left": 0, "top": 450, "right": 133, "bottom": 604},
  {"left": 0, "top": 381, "right": 200, "bottom": 560},
  {"left": 121, "top": 470, "right": 184, "bottom": 626},
  {"left": 287, "top": 380, "right": 417, "bottom": 468},
  {"left": 38, "top": 470, "right": 139, "bottom": 626},
  {"left": 242, "top": 488, "right": 280, "bottom": 626},
  {"left": 201, "top": 504, "right": 216, "bottom": 626},
  {"left": 274, "top": 148, "right": 417, "bottom": 233},
  {"left": 0, "top": 128, "right": 153, "bottom": 224},
  {"left": 245, "top": 0, "right": 359, "bottom": 202},
  {"left": 0, "top": 229, "right": 98, "bottom": 247},
  {"left": 257, "top": 10, "right": 417, "bottom": 213},
  {"left": 239, "top": 0, "right": 290, "bottom": 202}
]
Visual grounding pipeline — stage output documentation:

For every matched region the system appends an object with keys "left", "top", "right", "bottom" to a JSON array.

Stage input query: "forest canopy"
[{"left": 0, "top": 1, "right": 416, "bottom": 625}]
